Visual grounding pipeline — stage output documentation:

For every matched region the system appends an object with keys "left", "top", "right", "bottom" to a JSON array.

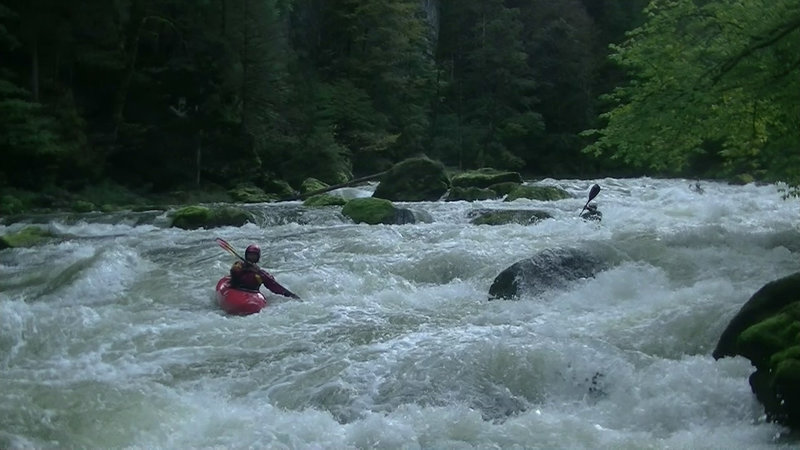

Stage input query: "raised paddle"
[
  {"left": 579, "top": 184, "right": 601, "bottom": 216},
  {"left": 215, "top": 237, "right": 246, "bottom": 262}
]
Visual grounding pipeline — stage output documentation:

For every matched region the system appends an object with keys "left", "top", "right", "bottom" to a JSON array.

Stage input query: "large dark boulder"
[
  {"left": 713, "top": 272, "right": 800, "bottom": 429},
  {"left": 713, "top": 273, "right": 800, "bottom": 360},
  {"left": 372, "top": 157, "right": 450, "bottom": 202},
  {"left": 488, "top": 247, "right": 607, "bottom": 300}
]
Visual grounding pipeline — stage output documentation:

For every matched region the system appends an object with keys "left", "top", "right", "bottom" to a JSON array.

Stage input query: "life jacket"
[{"left": 230, "top": 261, "right": 266, "bottom": 291}]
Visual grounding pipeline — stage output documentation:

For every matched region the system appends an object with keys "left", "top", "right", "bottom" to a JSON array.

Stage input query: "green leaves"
[{"left": 585, "top": 0, "right": 800, "bottom": 182}]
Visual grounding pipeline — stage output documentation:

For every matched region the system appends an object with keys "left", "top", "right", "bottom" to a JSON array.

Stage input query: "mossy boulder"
[
  {"left": 261, "top": 178, "right": 296, "bottom": 198},
  {"left": 0, "top": 226, "right": 54, "bottom": 249},
  {"left": 303, "top": 194, "right": 347, "bottom": 207},
  {"left": 170, "top": 206, "right": 254, "bottom": 230},
  {"left": 488, "top": 182, "right": 522, "bottom": 197},
  {"left": 713, "top": 272, "right": 800, "bottom": 429},
  {"left": 71, "top": 200, "right": 96, "bottom": 213},
  {"left": 451, "top": 168, "right": 523, "bottom": 189},
  {"left": 300, "top": 178, "right": 330, "bottom": 195},
  {"left": 468, "top": 209, "right": 553, "bottom": 226},
  {"left": 505, "top": 185, "right": 571, "bottom": 202},
  {"left": 446, "top": 186, "right": 499, "bottom": 202},
  {"left": 341, "top": 198, "right": 396, "bottom": 225},
  {"left": 228, "top": 185, "right": 275, "bottom": 203},
  {"left": 373, "top": 157, "right": 450, "bottom": 202}
]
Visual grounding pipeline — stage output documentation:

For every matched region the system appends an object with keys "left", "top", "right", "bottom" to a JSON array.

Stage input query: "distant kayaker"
[
  {"left": 230, "top": 244, "right": 301, "bottom": 300},
  {"left": 581, "top": 203, "right": 602, "bottom": 222}
]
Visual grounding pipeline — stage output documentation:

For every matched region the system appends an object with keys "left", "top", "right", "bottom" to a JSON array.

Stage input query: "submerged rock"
[
  {"left": 450, "top": 168, "right": 522, "bottom": 189},
  {"left": 341, "top": 198, "right": 431, "bottom": 225},
  {"left": 505, "top": 185, "right": 571, "bottom": 202},
  {"left": 303, "top": 194, "right": 347, "bottom": 207},
  {"left": 488, "top": 247, "right": 607, "bottom": 300},
  {"left": 468, "top": 209, "right": 552, "bottom": 226},
  {"left": 446, "top": 186, "right": 499, "bottom": 202},
  {"left": 169, "top": 205, "right": 254, "bottom": 230},
  {"left": 713, "top": 272, "right": 800, "bottom": 430},
  {"left": 0, "top": 226, "right": 55, "bottom": 249},
  {"left": 341, "top": 198, "right": 396, "bottom": 225}
]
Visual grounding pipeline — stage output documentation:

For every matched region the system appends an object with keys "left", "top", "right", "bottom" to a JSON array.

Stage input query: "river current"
[{"left": 1, "top": 177, "right": 799, "bottom": 449}]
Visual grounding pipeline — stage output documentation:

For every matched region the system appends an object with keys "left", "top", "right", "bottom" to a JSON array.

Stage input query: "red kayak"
[{"left": 215, "top": 276, "right": 267, "bottom": 315}]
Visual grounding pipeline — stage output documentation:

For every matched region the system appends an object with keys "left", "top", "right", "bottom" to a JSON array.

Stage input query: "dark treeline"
[{"left": 0, "top": 0, "right": 648, "bottom": 196}]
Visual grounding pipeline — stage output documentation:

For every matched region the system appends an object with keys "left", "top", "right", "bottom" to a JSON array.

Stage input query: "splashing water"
[{"left": 1, "top": 178, "right": 799, "bottom": 449}]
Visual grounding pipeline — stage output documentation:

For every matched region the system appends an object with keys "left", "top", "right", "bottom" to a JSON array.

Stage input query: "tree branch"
[{"left": 710, "top": 16, "right": 800, "bottom": 84}]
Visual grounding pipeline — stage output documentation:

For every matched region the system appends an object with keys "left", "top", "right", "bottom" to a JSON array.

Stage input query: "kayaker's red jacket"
[{"left": 230, "top": 261, "right": 298, "bottom": 298}]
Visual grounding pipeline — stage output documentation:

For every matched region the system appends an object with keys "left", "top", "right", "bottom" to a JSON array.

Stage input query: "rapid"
[{"left": 1, "top": 177, "right": 799, "bottom": 449}]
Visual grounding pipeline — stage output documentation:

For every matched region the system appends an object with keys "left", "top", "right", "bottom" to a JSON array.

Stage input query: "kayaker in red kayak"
[{"left": 230, "top": 244, "right": 301, "bottom": 300}]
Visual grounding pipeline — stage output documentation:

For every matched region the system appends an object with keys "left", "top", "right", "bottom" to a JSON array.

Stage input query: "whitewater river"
[{"left": 1, "top": 177, "right": 799, "bottom": 449}]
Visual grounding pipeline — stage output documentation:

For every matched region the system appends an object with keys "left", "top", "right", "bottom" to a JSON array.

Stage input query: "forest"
[{"left": 0, "top": 0, "right": 797, "bottom": 209}]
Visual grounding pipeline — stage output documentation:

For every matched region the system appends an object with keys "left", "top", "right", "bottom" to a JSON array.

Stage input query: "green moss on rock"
[
  {"left": 451, "top": 168, "right": 523, "bottom": 189},
  {"left": 303, "top": 194, "right": 347, "bottom": 207},
  {"left": 300, "top": 178, "right": 330, "bottom": 195},
  {"left": 261, "top": 178, "right": 296, "bottom": 198},
  {"left": 0, "top": 226, "right": 54, "bottom": 249},
  {"left": 714, "top": 272, "right": 800, "bottom": 359},
  {"left": 488, "top": 182, "right": 522, "bottom": 197},
  {"left": 772, "top": 347, "right": 800, "bottom": 384},
  {"left": 739, "top": 304, "right": 800, "bottom": 366},
  {"left": 446, "top": 186, "right": 499, "bottom": 202},
  {"left": 341, "top": 198, "right": 396, "bottom": 225},
  {"left": 228, "top": 185, "right": 275, "bottom": 203},
  {"left": 505, "top": 185, "right": 571, "bottom": 202},
  {"left": 71, "top": 200, "right": 96, "bottom": 213},
  {"left": 715, "top": 273, "right": 800, "bottom": 429},
  {"left": 170, "top": 205, "right": 254, "bottom": 230}
]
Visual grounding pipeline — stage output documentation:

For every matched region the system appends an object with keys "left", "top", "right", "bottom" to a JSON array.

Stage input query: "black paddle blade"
[
  {"left": 579, "top": 184, "right": 601, "bottom": 216},
  {"left": 588, "top": 184, "right": 601, "bottom": 201}
]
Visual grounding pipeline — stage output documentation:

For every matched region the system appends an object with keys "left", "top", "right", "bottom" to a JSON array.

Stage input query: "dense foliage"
[
  {"left": 0, "top": 0, "right": 796, "bottom": 200},
  {"left": 584, "top": 0, "right": 800, "bottom": 187},
  {"left": 0, "top": 0, "right": 646, "bottom": 196}
]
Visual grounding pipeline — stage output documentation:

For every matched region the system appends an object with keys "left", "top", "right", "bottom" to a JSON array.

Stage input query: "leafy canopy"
[{"left": 584, "top": 0, "right": 800, "bottom": 185}]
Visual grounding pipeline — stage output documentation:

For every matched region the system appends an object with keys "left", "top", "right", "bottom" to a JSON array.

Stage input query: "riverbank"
[{"left": 0, "top": 182, "right": 237, "bottom": 218}]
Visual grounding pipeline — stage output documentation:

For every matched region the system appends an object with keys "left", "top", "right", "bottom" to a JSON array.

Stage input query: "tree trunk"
[
  {"left": 30, "top": 34, "right": 39, "bottom": 102},
  {"left": 112, "top": 0, "right": 145, "bottom": 136},
  {"left": 195, "top": 130, "right": 204, "bottom": 186}
]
